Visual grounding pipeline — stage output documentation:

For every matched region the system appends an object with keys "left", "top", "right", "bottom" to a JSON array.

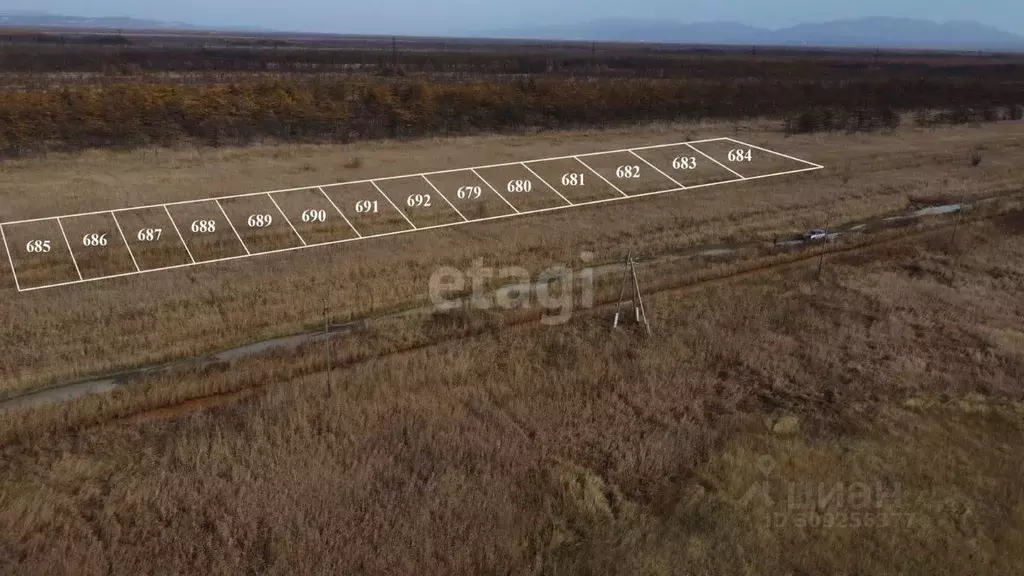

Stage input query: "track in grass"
[{"left": 0, "top": 137, "right": 823, "bottom": 292}]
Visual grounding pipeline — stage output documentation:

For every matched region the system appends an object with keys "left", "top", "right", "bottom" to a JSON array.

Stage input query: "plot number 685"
[{"left": 25, "top": 240, "right": 51, "bottom": 253}]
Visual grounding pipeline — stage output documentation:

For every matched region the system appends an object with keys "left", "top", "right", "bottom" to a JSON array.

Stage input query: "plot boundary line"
[
  {"left": 56, "top": 218, "right": 84, "bottom": 281},
  {"left": 472, "top": 168, "right": 520, "bottom": 214},
  {"left": 520, "top": 163, "right": 573, "bottom": 206},
  {"left": 421, "top": 175, "right": 468, "bottom": 222},
  {"left": 164, "top": 205, "right": 197, "bottom": 264},
  {"left": 1, "top": 138, "right": 739, "bottom": 227},
  {"left": 0, "top": 224, "right": 21, "bottom": 292},
  {"left": 267, "top": 193, "right": 307, "bottom": 246},
  {"left": 4, "top": 138, "right": 823, "bottom": 291},
  {"left": 629, "top": 149, "right": 685, "bottom": 189},
  {"left": 317, "top": 186, "right": 362, "bottom": 238},
  {"left": 725, "top": 137, "right": 825, "bottom": 169},
  {"left": 110, "top": 212, "right": 142, "bottom": 273},
  {"left": 371, "top": 181, "right": 417, "bottom": 229},
  {"left": 216, "top": 199, "right": 251, "bottom": 255},
  {"left": 574, "top": 156, "right": 628, "bottom": 197},
  {"left": 14, "top": 162, "right": 823, "bottom": 293},
  {"left": 686, "top": 142, "right": 746, "bottom": 179}
]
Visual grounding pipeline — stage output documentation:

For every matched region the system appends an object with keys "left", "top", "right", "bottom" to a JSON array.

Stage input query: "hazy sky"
[{"left": 5, "top": 1, "right": 1023, "bottom": 35}]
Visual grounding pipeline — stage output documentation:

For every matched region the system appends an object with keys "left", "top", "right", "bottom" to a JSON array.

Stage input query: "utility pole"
[
  {"left": 817, "top": 206, "right": 835, "bottom": 279},
  {"left": 324, "top": 300, "right": 332, "bottom": 398},
  {"left": 950, "top": 189, "right": 968, "bottom": 246},
  {"left": 612, "top": 251, "right": 652, "bottom": 336}
]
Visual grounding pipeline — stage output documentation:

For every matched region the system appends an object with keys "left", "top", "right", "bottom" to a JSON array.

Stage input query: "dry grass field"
[
  {"left": 0, "top": 119, "right": 1021, "bottom": 396},
  {"left": 1, "top": 207, "right": 1022, "bottom": 574}
]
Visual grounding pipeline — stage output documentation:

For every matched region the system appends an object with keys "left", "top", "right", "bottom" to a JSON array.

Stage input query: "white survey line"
[
  {"left": 520, "top": 163, "right": 573, "bottom": 206},
  {"left": 164, "top": 205, "right": 196, "bottom": 264},
  {"left": 215, "top": 199, "right": 251, "bottom": 255},
  {"left": 318, "top": 186, "right": 362, "bottom": 238},
  {"left": 110, "top": 211, "right": 141, "bottom": 272},
  {"left": 15, "top": 165, "right": 824, "bottom": 292},
  {"left": 725, "top": 137, "right": 826, "bottom": 169},
  {"left": 56, "top": 218, "right": 83, "bottom": 281},
  {"left": 421, "top": 175, "right": 468, "bottom": 221},
  {"left": 687, "top": 142, "right": 746, "bottom": 179},
  {"left": 0, "top": 224, "right": 21, "bottom": 292},
  {"left": 629, "top": 149, "right": 685, "bottom": 189},
  {"left": 471, "top": 168, "right": 520, "bottom": 213},
  {"left": 371, "top": 181, "right": 417, "bottom": 229},
  {"left": 267, "top": 193, "right": 307, "bottom": 246},
  {"left": 574, "top": 156, "right": 628, "bottom": 197},
  {"left": 0, "top": 138, "right": 742, "bottom": 227}
]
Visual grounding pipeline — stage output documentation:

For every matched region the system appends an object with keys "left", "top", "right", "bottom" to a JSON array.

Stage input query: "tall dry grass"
[
  {"left": 0, "top": 120, "right": 1021, "bottom": 395},
  {"left": 0, "top": 212, "right": 1022, "bottom": 574}
]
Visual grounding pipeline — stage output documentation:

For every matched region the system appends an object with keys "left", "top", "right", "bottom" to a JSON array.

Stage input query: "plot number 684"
[{"left": 728, "top": 149, "right": 753, "bottom": 162}]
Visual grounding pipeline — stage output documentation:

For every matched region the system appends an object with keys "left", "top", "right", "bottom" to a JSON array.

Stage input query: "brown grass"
[
  {"left": 0, "top": 211, "right": 1022, "bottom": 574},
  {"left": 0, "top": 120, "right": 1021, "bottom": 396}
]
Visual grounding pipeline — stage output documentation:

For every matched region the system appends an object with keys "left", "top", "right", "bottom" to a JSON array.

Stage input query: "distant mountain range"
[
  {"left": 1, "top": 12, "right": 1022, "bottom": 52},
  {"left": 0, "top": 11, "right": 203, "bottom": 31},
  {"left": 484, "top": 18, "right": 1024, "bottom": 51}
]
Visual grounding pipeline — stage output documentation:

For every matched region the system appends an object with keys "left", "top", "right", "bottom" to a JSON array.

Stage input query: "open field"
[
  {"left": 1, "top": 207, "right": 1022, "bottom": 574},
  {"left": 0, "top": 120, "right": 1021, "bottom": 396}
]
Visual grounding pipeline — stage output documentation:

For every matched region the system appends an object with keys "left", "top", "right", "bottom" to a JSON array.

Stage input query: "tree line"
[
  {"left": 3, "top": 42, "right": 1024, "bottom": 81},
  {"left": 0, "top": 74, "right": 1020, "bottom": 156}
]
